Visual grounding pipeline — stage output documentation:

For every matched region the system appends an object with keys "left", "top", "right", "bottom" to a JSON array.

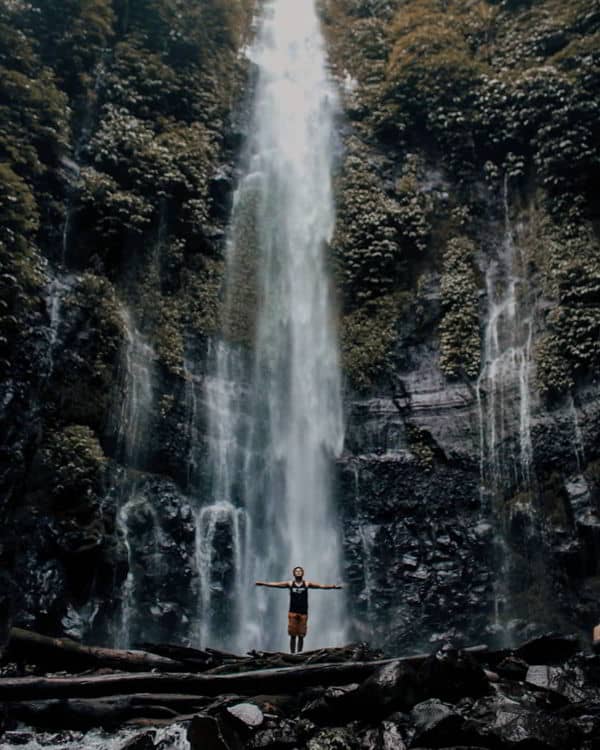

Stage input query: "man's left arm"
[{"left": 307, "top": 581, "right": 343, "bottom": 589}]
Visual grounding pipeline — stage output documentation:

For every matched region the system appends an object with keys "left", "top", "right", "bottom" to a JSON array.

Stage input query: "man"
[{"left": 256, "top": 566, "right": 342, "bottom": 653}]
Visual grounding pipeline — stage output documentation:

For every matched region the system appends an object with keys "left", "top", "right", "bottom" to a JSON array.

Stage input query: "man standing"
[{"left": 256, "top": 566, "right": 342, "bottom": 653}]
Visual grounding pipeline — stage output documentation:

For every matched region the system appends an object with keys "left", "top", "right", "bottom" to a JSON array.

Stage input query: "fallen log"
[
  {"left": 6, "top": 628, "right": 187, "bottom": 673},
  {"left": 0, "top": 646, "right": 487, "bottom": 701},
  {"left": 4, "top": 693, "right": 215, "bottom": 729},
  {"left": 136, "top": 643, "right": 222, "bottom": 672}
]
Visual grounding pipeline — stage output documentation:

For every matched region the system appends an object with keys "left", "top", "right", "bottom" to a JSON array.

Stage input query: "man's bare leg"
[
  {"left": 297, "top": 636, "right": 304, "bottom": 653},
  {"left": 290, "top": 636, "right": 296, "bottom": 654}
]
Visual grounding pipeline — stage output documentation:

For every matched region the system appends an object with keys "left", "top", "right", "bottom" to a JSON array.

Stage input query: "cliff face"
[
  {"left": 0, "top": 0, "right": 255, "bottom": 644},
  {"left": 1, "top": 0, "right": 600, "bottom": 653},
  {"left": 324, "top": 0, "right": 600, "bottom": 649}
]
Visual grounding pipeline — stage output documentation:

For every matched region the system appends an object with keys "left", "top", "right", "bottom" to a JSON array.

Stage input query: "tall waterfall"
[{"left": 202, "top": 0, "right": 345, "bottom": 652}]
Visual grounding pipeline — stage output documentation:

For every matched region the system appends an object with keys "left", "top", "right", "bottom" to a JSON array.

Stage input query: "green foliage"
[
  {"left": 341, "top": 293, "right": 409, "bottom": 389},
  {"left": 37, "top": 425, "right": 106, "bottom": 509},
  {"left": 333, "top": 145, "right": 432, "bottom": 307},
  {"left": 184, "top": 258, "right": 224, "bottom": 340},
  {"left": 0, "top": 164, "right": 39, "bottom": 236},
  {"left": 535, "top": 225, "right": 600, "bottom": 396},
  {"left": 55, "top": 274, "right": 123, "bottom": 426},
  {"left": 79, "top": 166, "right": 153, "bottom": 238},
  {"left": 406, "top": 424, "right": 435, "bottom": 472},
  {"left": 439, "top": 236, "right": 481, "bottom": 379}
]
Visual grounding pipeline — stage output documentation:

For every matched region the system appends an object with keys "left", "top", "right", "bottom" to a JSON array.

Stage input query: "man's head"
[{"left": 293, "top": 566, "right": 304, "bottom": 580}]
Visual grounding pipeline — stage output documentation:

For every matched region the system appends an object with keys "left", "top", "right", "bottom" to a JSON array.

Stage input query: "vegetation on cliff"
[{"left": 324, "top": 0, "right": 600, "bottom": 393}]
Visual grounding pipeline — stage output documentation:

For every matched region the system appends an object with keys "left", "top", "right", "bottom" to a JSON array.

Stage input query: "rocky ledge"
[{"left": 1, "top": 631, "right": 599, "bottom": 749}]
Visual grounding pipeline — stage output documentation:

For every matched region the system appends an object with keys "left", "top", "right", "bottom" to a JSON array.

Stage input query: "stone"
[
  {"left": 306, "top": 727, "right": 357, "bottom": 750},
  {"left": 248, "top": 719, "right": 300, "bottom": 749},
  {"left": 417, "top": 648, "right": 490, "bottom": 703},
  {"left": 467, "top": 694, "right": 582, "bottom": 750},
  {"left": 119, "top": 732, "right": 156, "bottom": 750},
  {"left": 411, "top": 699, "right": 464, "bottom": 747},
  {"left": 188, "top": 714, "right": 243, "bottom": 750},
  {"left": 355, "top": 660, "right": 422, "bottom": 719},
  {"left": 516, "top": 633, "right": 580, "bottom": 665},
  {"left": 225, "top": 702, "right": 264, "bottom": 729},
  {"left": 496, "top": 656, "right": 529, "bottom": 681}
]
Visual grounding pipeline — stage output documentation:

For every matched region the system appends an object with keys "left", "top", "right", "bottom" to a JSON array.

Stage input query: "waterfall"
[
  {"left": 44, "top": 273, "right": 74, "bottom": 377},
  {"left": 477, "top": 177, "right": 538, "bottom": 638},
  {"left": 113, "top": 307, "right": 157, "bottom": 647},
  {"left": 477, "top": 177, "right": 535, "bottom": 504},
  {"left": 201, "top": 0, "right": 345, "bottom": 652}
]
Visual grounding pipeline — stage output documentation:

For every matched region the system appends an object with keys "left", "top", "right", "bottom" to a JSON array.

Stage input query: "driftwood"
[
  {"left": 0, "top": 646, "right": 487, "bottom": 702},
  {"left": 6, "top": 628, "right": 187, "bottom": 673}
]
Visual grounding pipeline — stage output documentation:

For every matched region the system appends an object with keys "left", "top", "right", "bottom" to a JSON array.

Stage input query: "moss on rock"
[{"left": 439, "top": 236, "right": 481, "bottom": 380}]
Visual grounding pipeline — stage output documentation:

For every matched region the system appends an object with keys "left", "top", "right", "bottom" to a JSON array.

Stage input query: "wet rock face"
[{"left": 339, "top": 305, "right": 600, "bottom": 651}]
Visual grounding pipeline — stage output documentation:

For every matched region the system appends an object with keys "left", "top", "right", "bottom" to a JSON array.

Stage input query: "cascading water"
[
  {"left": 202, "top": 0, "right": 345, "bottom": 652},
  {"left": 113, "top": 307, "right": 157, "bottom": 648},
  {"left": 477, "top": 179, "right": 535, "bottom": 503},
  {"left": 477, "top": 177, "right": 539, "bottom": 637}
]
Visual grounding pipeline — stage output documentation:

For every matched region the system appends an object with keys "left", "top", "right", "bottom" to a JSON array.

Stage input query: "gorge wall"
[{"left": 1, "top": 0, "right": 600, "bottom": 655}]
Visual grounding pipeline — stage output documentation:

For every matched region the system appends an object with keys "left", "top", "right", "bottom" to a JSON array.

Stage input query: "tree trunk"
[{"left": 5, "top": 627, "right": 187, "bottom": 673}]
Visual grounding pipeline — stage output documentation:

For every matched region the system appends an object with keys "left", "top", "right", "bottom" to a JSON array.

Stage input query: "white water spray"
[{"left": 203, "top": 0, "right": 345, "bottom": 651}]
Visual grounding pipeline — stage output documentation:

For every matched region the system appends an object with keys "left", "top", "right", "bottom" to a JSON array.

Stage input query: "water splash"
[
  {"left": 202, "top": 0, "right": 345, "bottom": 652},
  {"left": 3, "top": 723, "right": 190, "bottom": 750}
]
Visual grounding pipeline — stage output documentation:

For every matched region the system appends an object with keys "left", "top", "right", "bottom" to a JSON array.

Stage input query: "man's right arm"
[{"left": 255, "top": 581, "right": 290, "bottom": 588}]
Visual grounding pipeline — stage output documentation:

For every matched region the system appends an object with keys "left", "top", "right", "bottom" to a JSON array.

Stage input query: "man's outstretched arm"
[
  {"left": 255, "top": 580, "right": 290, "bottom": 588},
  {"left": 307, "top": 582, "right": 343, "bottom": 589}
]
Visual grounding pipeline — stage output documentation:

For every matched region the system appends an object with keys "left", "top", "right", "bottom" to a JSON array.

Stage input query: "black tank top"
[{"left": 289, "top": 580, "right": 308, "bottom": 614}]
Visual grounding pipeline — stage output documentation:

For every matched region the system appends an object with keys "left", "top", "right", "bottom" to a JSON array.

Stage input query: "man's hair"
[{"left": 293, "top": 566, "right": 304, "bottom": 576}]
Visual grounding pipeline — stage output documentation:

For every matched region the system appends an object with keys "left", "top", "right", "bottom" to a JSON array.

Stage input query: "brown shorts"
[{"left": 288, "top": 612, "right": 308, "bottom": 637}]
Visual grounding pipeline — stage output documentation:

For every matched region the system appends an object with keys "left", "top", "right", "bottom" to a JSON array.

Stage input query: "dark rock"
[
  {"left": 417, "top": 647, "right": 491, "bottom": 703},
  {"left": 306, "top": 727, "right": 357, "bottom": 750},
  {"left": 119, "top": 732, "right": 156, "bottom": 750},
  {"left": 411, "top": 699, "right": 465, "bottom": 747},
  {"left": 248, "top": 719, "right": 300, "bottom": 749},
  {"left": 466, "top": 693, "right": 582, "bottom": 749},
  {"left": 355, "top": 660, "right": 422, "bottom": 719},
  {"left": 188, "top": 714, "right": 243, "bottom": 750},
  {"left": 525, "top": 660, "right": 600, "bottom": 703},
  {"left": 302, "top": 684, "right": 360, "bottom": 725},
  {"left": 496, "top": 656, "right": 529, "bottom": 681},
  {"left": 516, "top": 633, "right": 580, "bottom": 665}
]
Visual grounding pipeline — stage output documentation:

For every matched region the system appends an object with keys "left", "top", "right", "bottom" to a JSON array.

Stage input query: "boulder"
[
  {"left": 466, "top": 694, "right": 582, "bottom": 749},
  {"left": 496, "top": 656, "right": 529, "bottom": 681},
  {"left": 225, "top": 702, "right": 264, "bottom": 730},
  {"left": 417, "top": 647, "right": 491, "bottom": 703},
  {"left": 119, "top": 732, "right": 156, "bottom": 750},
  {"left": 188, "top": 714, "right": 243, "bottom": 750},
  {"left": 354, "top": 660, "right": 422, "bottom": 719},
  {"left": 306, "top": 727, "right": 357, "bottom": 750},
  {"left": 248, "top": 719, "right": 301, "bottom": 749},
  {"left": 515, "top": 633, "right": 580, "bottom": 665},
  {"left": 411, "top": 699, "right": 465, "bottom": 747}
]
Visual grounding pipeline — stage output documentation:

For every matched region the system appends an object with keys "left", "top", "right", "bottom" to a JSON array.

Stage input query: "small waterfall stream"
[
  {"left": 477, "top": 178, "right": 540, "bottom": 637},
  {"left": 113, "top": 307, "right": 157, "bottom": 648},
  {"left": 200, "top": 0, "right": 345, "bottom": 652}
]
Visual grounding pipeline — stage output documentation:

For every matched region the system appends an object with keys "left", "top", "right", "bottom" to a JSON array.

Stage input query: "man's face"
[{"left": 293, "top": 567, "right": 304, "bottom": 579}]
